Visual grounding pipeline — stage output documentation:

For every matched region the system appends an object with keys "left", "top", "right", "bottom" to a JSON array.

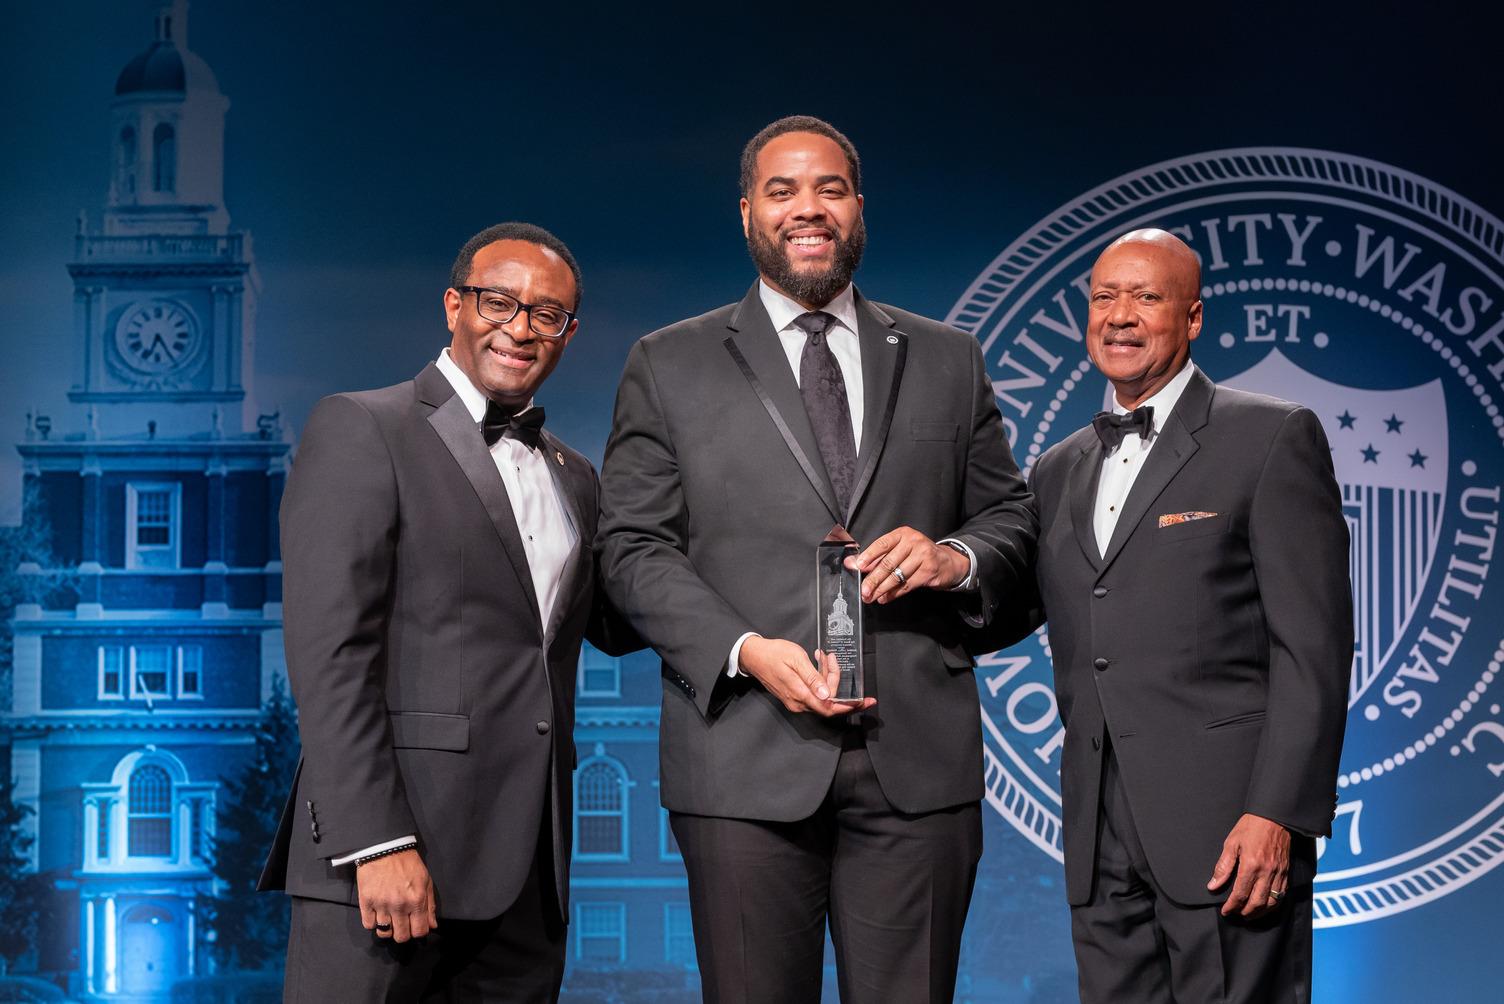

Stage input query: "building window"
[
  {"left": 99, "top": 646, "right": 125, "bottom": 699},
  {"left": 152, "top": 123, "right": 176, "bottom": 193},
  {"left": 664, "top": 902, "right": 696, "bottom": 968},
  {"left": 178, "top": 646, "right": 203, "bottom": 698},
  {"left": 574, "top": 902, "right": 626, "bottom": 963},
  {"left": 659, "top": 806, "right": 682, "bottom": 861},
  {"left": 97, "top": 803, "right": 111, "bottom": 860},
  {"left": 131, "top": 645, "right": 173, "bottom": 699},
  {"left": 107, "top": 643, "right": 204, "bottom": 701},
  {"left": 577, "top": 645, "right": 621, "bottom": 697},
  {"left": 190, "top": 799, "right": 210, "bottom": 863},
  {"left": 575, "top": 758, "right": 628, "bottom": 860},
  {"left": 126, "top": 483, "right": 180, "bottom": 569},
  {"left": 127, "top": 765, "right": 173, "bottom": 857},
  {"left": 118, "top": 126, "right": 137, "bottom": 195}
]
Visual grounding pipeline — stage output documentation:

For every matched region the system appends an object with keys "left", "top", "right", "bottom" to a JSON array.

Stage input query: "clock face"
[{"left": 115, "top": 301, "right": 198, "bottom": 374}]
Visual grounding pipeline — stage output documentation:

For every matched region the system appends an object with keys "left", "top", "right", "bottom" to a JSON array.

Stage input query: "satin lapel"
[
  {"left": 538, "top": 431, "right": 589, "bottom": 648},
  {"left": 846, "top": 292, "right": 906, "bottom": 525},
  {"left": 426, "top": 391, "right": 542, "bottom": 626},
  {"left": 1098, "top": 370, "right": 1213, "bottom": 572},
  {"left": 1068, "top": 440, "right": 1106, "bottom": 571},
  {"left": 724, "top": 286, "right": 842, "bottom": 522}
]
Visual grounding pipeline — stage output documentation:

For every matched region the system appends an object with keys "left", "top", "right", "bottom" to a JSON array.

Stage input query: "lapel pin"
[
  {"left": 555, "top": 451, "right": 564, "bottom": 466},
  {"left": 886, "top": 334, "right": 899, "bottom": 345}
]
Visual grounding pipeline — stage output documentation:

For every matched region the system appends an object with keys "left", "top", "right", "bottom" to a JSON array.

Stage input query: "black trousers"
[
  {"left": 282, "top": 843, "right": 566, "bottom": 1004},
  {"left": 1071, "top": 748, "right": 1315, "bottom": 1004},
  {"left": 671, "top": 739, "right": 983, "bottom": 1004}
]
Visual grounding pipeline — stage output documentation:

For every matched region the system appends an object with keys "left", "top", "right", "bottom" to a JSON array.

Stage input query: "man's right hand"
[
  {"left": 357, "top": 848, "right": 437, "bottom": 943},
  {"left": 738, "top": 637, "right": 876, "bottom": 716}
]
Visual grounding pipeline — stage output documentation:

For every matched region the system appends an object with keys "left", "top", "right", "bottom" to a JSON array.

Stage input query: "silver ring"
[
  {"left": 1269, "top": 888, "right": 1285, "bottom": 902},
  {"left": 892, "top": 567, "right": 907, "bottom": 585},
  {"left": 375, "top": 923, "right": 393, "bottom": 932}
]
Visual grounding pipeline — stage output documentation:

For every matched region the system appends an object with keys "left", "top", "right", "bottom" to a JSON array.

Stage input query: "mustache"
[{"left": 779, "top": 222, "right": 840, "bottom": 239}]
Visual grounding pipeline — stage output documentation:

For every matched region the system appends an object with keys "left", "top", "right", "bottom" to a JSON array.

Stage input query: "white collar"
[
  {"left": 1113, "top": 360, "right": 1196, "bottom": 436},
  {"left": 758, "top": 280, "right": 859, "bottom": 337},
  {"left": 435, "top": 347, "right": 535, "bottom": 423}
]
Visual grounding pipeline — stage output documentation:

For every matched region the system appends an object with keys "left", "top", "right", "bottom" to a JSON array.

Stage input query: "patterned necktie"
[
  {"left": 1091, "top": 406, "right": 1154, "bottom": 450},
  {"left": 795, "top": 311, "right": 856, "bottom": 514},
  {"left": 481, "top": 401, "right": 546, "bottom": 450}
]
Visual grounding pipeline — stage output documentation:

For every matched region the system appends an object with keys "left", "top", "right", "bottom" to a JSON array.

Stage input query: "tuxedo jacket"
[
  {"left": 258, "top": 363, "right": 632, "bottom": 919},
  {"left": 597, "top": 285, "right": 1036, "bottom": 820},
  {"left": 1030, "top": 366, "right": 1352, "bottom": 906}
]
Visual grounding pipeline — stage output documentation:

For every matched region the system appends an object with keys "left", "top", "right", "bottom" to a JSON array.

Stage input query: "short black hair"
[
  {"left": 448, "top": 222, "right": 582, "bottom": 310},
  {"left": 740, "top": 115, "right": 862, "bottom": 198}
]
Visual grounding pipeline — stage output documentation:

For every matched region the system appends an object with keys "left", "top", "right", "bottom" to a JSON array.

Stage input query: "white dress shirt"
[
  {"left": 332, "top": 348, "right": 578, "bottom": 867},
  {"left": 1092, "top": 361, "right": 1197, "bottom": 557},
  {"left": 435, "top": 347, "right": 577, "bottom": 625},
  {"left": 760, "top": 280, "right": 865, "bottom": 451}
]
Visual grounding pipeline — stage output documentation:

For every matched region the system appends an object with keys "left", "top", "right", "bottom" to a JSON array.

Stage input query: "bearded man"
[{"left": 597, "top": 116, "right": 1037, "bottom": 1004}]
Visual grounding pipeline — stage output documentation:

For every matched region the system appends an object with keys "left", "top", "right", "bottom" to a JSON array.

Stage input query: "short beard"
[{"left": 747, "top": 216, "right": 866, "bottom": 308}]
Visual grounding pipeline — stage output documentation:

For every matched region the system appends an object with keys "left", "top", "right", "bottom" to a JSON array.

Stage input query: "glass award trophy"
[{"left": 816, "top": 526, "right": 864, "bottom": 703}]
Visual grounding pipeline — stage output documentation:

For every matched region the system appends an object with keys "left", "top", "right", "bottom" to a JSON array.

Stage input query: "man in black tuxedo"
[
  {"left": 598, "top": 116, "right": 1036, "bottom": 1003},
  {"left": 1028, "top": 229, "right": 1352, "bottom": 1002},
  {"left": 260, "top": 223, "right": 634, "bottom": 1002}
]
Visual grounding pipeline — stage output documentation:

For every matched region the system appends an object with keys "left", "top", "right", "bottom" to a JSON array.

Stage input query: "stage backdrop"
[{"left": 2, "top": 3, "right": 1501, "bottom": 1001}]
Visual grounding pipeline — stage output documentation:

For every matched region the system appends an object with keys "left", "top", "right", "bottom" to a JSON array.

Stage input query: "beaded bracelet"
[{"left": 354, "top": 842, "right": 418, "bottom": 867}]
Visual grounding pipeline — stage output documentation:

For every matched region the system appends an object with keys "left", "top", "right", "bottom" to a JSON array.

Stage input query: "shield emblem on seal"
[{"left": 1220, "top": 350, "right": 1449, "bottom": 708}]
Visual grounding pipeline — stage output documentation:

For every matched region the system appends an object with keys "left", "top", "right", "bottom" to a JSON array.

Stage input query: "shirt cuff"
[
  {"left": 937, "top": 539, "right": 979, "bottom": 592},
  {"left": 330, "top": 834, "right": 417, "bottom": 867},
  {"left": 727, "top": 632, "right": 760, "bottom": 677}
]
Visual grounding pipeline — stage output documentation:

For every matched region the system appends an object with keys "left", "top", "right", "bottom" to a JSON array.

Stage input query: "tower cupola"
[{"left": 105, "top": 1, "right": 230, "bottom": 235}]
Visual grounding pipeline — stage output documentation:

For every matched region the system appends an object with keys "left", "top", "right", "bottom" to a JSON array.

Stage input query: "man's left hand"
[
  {"left": 849, "top": 527, "right": 968, "bottom": 604},
  {"left": 1207, "top": 812, "right": 1291, "bottom": 918}
]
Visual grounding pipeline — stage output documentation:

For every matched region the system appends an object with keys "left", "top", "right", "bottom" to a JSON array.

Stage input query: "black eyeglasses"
[{"left": 457, "top": 286, "right": 576, "bottom": 338}]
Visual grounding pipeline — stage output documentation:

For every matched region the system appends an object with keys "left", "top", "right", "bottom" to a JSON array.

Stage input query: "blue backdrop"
[{"left": 2, "top": 2, "right": 1501, "bottom": 1000}]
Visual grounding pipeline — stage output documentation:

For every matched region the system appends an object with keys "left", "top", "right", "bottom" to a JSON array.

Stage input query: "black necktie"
[
  {"left": 795, "top": 311, "right": 857, "bottom": 514},
  {"left": 481, "top": 402, "right": 546, "bottom": 451},
  {"left": 1091, "top": 406, "right": 1154, "bottom": 450}
]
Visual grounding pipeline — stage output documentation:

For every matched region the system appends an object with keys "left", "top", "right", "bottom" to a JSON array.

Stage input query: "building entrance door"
[{"left": 120, "top": 903, "right": 180, "bottom": 995}]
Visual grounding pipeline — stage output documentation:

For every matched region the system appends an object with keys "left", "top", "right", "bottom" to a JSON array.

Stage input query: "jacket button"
[
  {"left": 1091, "top": 736, "right": 1101, "bottom": 751},
  {"left": 1093, "top": 586, "right": 1108, "bottom": 598},
  {"left": 1093, "top": 657, "right": 1109, "bottom": 671},
  {"left": 536, "top": 721, "right": 551, "bottom": 735}
]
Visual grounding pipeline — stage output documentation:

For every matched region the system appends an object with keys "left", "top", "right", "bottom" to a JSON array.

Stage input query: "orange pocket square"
[{"left": 1159, "top": 511, "right": 1218, "bottom": 528}]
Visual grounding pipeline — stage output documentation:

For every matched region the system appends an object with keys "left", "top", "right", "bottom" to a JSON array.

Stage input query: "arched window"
[
  {"left": 152, "top": 124, "right": 176, "bottom": 193},
  {"left": 128, "top": 764, "right": 173, "bottom": 856},
  {"left": 575, "top": 758, "right": 628, "bottom": 859},
  {"left": 118, "top": 127, "right": 137, "bottom": 195}
]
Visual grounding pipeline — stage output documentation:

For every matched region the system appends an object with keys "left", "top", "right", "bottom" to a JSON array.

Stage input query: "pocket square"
[{"left": 1159, "top": 511, "right": 1218, "bottom": 528}]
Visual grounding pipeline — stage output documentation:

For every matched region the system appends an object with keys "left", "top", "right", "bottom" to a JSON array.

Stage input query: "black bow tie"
[
  {"left": 481, "top": 402, "right": 546, "bottom": 450},
  {"left": 1092, "top": 406, "right": 1154, "bottom": 450}
]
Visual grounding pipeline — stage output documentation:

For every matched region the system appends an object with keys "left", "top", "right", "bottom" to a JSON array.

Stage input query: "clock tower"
[
  {"left": 67, "top": 0, "right": 258, "bottom": 437},
  {"left": 7, "top": 7, "right": 290, "bottom": 995}
]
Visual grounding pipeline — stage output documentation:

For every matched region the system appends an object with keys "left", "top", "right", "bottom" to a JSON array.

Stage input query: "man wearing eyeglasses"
[{"left": 261, "top": 222, "right": 635, "bottom": 1002}]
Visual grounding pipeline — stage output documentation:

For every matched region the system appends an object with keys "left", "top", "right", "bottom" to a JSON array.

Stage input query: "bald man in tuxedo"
[{"left": 1027, "top": 229, "right": 1352, "bottom": 1002}]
